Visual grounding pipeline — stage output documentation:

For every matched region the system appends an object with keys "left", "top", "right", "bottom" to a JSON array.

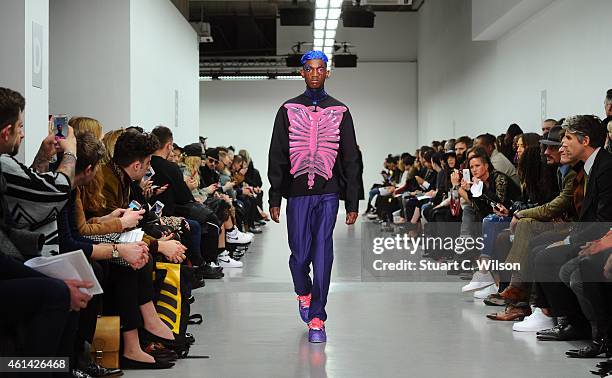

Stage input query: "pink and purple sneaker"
[
  {"left": 297, "top": 294, "right": 311, "bottom": 323},
  {"left": 308, "top": 318, "right": 326, "bottom": 343}
]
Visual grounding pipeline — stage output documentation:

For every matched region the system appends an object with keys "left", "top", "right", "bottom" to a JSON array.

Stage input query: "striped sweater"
[{"left": 0, "top": 154, "right": 71, "bottom": 256}]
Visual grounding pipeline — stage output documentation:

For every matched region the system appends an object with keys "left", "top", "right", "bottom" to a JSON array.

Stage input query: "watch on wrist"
[{"left": 112, "top": 244, "right": 119, "bottom": 258}]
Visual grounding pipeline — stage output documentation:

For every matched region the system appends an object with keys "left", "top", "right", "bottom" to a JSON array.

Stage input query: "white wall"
[
  {"left": 24, "top": 0, "right": 49, "bottom": 163},
  {"left": 0, "top": 0, "right": 49, "bottom": 163},
  {"left": 418, "top": 0, "right": 612, "bottom": 145},
  {"left": 0, "top": 1, "right": 26, "bottom": 94},
  {"left": 199, "top": 62, "right": 417, "bottom": 211},
  {"left": 130, "top": 0, "right": 199, "bottom": 146},
  {"left": 49, "top": 0, "right": 130, "bottom": 132}
]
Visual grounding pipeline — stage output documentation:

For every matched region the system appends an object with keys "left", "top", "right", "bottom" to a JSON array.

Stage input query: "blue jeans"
[{"left": 481, "top": 214, "right": 511, "bottom": 259}]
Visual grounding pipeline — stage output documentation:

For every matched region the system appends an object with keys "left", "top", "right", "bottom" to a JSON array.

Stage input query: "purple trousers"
[{"left": 286, "top": 193, "right": 339, "bottom": 322}]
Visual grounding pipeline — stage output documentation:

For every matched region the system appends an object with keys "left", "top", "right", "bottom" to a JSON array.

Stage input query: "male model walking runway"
[{"left": 268, "top": 50, "right": 361, "bottom": 343}]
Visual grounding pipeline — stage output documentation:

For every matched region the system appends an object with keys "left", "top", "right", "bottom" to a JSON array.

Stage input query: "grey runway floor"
[{"left": 127, "top": 214, "right": 597, "bottom": 378}]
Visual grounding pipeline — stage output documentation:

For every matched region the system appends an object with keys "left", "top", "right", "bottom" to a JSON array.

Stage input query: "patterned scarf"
[{"left": 303, "top": 87, "right": 329, "bottom": 107}]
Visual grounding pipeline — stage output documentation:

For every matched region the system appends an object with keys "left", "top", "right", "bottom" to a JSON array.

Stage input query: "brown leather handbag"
[{"left": 91, "top": 316, "right": 120, "bottom": 369}]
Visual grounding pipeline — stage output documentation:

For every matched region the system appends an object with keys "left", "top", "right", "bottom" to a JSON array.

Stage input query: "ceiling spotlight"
[
  {"left": 326, "top": 19, "right": 338, "bottom": 29},
  {"left": 314, "top": 38, "right": 324, "bottom": 46},
  {"left": 314, "top": 19, "right": 326, "bottom": 30},
  {"left": 316, "top": 0, "right": 329, "bottom": 8},
  {"left": 328, "top": 8, "right": 341, "bottom": 19},
  {"left": 314, "top": 30, "right": 325, "bottom": 39},
  {"left": 324, "top": 38, "right": 334, "bottom": 47},
  {"left": 325, "top": 30, "right": 336, "bottom": 39},
  {"left": 330, "top": 0, "right": 343, "bottom": 7},
  {"left": 315, "top": 8, "right": 328, "bottom": 19}
]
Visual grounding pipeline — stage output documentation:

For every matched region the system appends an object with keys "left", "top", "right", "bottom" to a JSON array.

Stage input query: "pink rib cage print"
[{"left": 284, "top": 103, "right": 347, "bottom": 189}]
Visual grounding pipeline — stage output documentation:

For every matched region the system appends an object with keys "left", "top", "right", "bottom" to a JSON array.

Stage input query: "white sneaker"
[
  {"left": 209, "top": 261, "right": 221, "bottom": 269},
  {"left": 513, "top": 307, "right": 555, "bottom": 332},
  {"left": 473, "top": 283, "right": 498, "bottom": 299},
  {"left": 367, "top": 213, "right": 378, "bottom": 220},
  {"left": 226, "top": 229, "right": 252, "bottom": 244},
  {"left": 218, "top": 251, "right": 243, "bottom": 268},
  {"left": 461, "top": 271, "right": 495, "bottom": 292}
]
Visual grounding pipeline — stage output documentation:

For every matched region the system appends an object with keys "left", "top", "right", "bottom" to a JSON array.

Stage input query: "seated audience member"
[
  {"left": 500, "top": 123, "right": 523, "bottom": 163},
  {"left": 454, "top": 136, "right": 472, "bottom": 168},
  {"left": 0, "top": 105, "right": 80, "bottom": 257},
  {"left": 541, "top": 119, "right": 557, "bottom": 136},
  {"left": 490, "top": 127, "right": 578, "bottom": 329},
  {"left": 452, "top": 148, "right": 521, "bottom": 289},
  {"left": 150, "top": 126, "right": 244, "bottom": 268},
  {"left": 474, "top": 133, "right": 520, "bottom": 185},
  {"left": 532, "top": 116, "right": 612, "bottom": 345},
  {"left": 0, "top": 87, "right": 92, "bottom": 376},
  {"left": 238, "top": 148, "right": 269, "bottom": 222}
]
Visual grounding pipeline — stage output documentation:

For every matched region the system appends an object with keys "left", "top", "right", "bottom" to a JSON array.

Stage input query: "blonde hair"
[
  {"left": 69, "top": 117, "right": 103, "bottom": 140},
  {"left": 101, "top": 129, "right": 125, "bottom": 163},
  {"left": 183, "top": 156, "right": 201, "bottom": 179}
]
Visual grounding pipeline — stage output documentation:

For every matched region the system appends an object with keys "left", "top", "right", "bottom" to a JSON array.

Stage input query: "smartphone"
[
  {"left": 52, "top": 114, "right": 69, "bottom": 139},
  {"left": 153, "top": 200, "right": 165, "bottom": 217},
  {"left": 143, "top": 167, "right": 155, "bottom": 181},
  {"left": 151, "top": 185, "right": 160, "bottom": 190},
  {"left": 128, "top": 200, "right": 142, "bottom": 211},
  {"left": 462, "top": 168, "right": 471, "bottom": 182}
]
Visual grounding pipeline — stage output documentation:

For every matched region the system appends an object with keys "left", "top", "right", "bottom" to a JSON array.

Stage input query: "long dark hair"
[{"left": 517, "top": 146, "right": 556, "bottom": 204}]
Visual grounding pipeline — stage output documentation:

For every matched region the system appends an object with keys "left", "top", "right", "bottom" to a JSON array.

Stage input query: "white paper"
[
  {"left": 470, "top": 180, "right": 484, "bottom": 197},
  {"left": 118, "top": 228, "right": 144, "bottom": 243},
  {"left": 24, "top": 250, "right": 103, "bottom": 295}
]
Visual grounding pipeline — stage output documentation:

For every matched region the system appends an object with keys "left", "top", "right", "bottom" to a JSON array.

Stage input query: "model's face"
[
  {"left": 301, "top": 59, "right": 330, "bottom": 89},
  {"left": 447, "top": 156, "right": 457, "bottom": 169}
]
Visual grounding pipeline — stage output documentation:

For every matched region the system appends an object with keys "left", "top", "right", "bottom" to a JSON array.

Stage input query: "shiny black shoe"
[
  {"left": 120, "top": 356, "right": 174, "bottom": 370},
  {"left": 596, "top": 359, "right": 612, "bottom": 369},
  {"left": 72, "top": 369, "right": 93, "bottom": 378},
  {"left": 590, "top": 362, "right": 612, "bottom": 376},
  {"left": 82, "top": 362, "right": 123, "bottom": 377},
  {"left": 196, "top": 264, "right": 224, "bottom": 279},
  {"left": 566, "top": 339, "right": 611, "bottom": 358},
  {"left": 537, "top": 322, "right": 590, "bottom": 341}
]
